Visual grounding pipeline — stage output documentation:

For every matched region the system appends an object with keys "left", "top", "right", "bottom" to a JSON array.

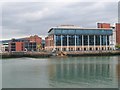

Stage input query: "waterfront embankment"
[
  {"left": 1, "top": 50, "right": 120, "bottom": 59},
  {"left": 1, "top": 52, "right": 52, "bottom": 58},
  {"left": 66, "top": 50, "right": 120, "bottom": 56}
]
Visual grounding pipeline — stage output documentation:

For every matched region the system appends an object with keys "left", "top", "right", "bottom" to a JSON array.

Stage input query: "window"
[
  {"left": 84, "top": 35, "right": 88, "bottom": 45},
  {"left": 95, "top": 35, "right": 100, "bottom": 45},
  {"left": 89, "top": 35, "right": 94, "bottom": 45},
  {"left": 63, "top": 35, "right": 67, "bottom": 46},
  {"left": 107, "top": 35, "right": 109, "bottom": 45},
  {"left": 69, "top": 35, "right": 75, "bottom": 46},
  {"left": 101, "top": 35, "right": 106, "bottom": 45},
  {"left": 76, "top": 35, "right": 82, "bottom": 46},
  {"left": 56, "top": 35, "right": 61, "bottom": 46}
]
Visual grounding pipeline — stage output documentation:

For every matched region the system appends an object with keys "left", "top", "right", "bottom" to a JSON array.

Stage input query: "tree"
[
  {"left": 37, "top": 44, "right": 42, "bottom": 51},
  {"left": 115, "top": 44, "right": 120, "bottom": 49}
]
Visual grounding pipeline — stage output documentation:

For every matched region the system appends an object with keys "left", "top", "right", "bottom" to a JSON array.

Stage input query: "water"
[{"left": 2, "top": 56, "right": 120, "bottom": 88}]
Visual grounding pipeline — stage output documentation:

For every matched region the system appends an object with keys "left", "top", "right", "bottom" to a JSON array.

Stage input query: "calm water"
[{"left": 2, "top": 56, "right": 120, "bottom": 88}]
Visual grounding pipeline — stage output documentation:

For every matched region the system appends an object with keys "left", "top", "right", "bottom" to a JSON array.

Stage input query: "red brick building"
[
  {"left": 116, "top": 23, "right": 120, "bottom": 45},
  {"left": 9, "top": 35, "right": 42, "bottom": 52},
  {"left": 97, "top": 23, "right": 111, "bottom": 28},
  {"left": 26, "top": 35, "right": 42, "bottom": 44},
  {"left": 9, "top": 41, "right": 24, "bottom": 52},
  {"left": 45, "top": 35, "right": 54, "bottom": 51}
]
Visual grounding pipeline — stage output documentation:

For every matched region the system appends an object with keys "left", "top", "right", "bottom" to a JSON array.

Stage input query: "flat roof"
[{"left": 48, "top": 27, "right": 112, "bottom": 33}]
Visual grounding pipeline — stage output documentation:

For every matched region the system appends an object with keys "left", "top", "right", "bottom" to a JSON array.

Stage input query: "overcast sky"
[{"left": 1, "top": 0, "right": 119, "bottom": 40}]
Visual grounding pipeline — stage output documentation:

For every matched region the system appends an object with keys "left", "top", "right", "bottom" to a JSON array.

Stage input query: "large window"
[
  {"left": 89, "top": 35, "right": 94, "bottom": 45},
  {"left": 101, "top": 35, "right": 106, "bottom": 45},
  {"left": 107, "top": 35, "right": 109, "bottom": 45},
  {"left": 76, "top": 35, "right": 82, "bottom": 46},
  {"left": 56, "top": 35, "right": 61, "bottom": 46},
  {"left": 95, "top": 35, "right": 100, "bottom": 45},
  {"left": 84, "top": 35, "right": 88, "bottom": 45},
  {"left": 69, "top": 35, "right": 75, "bottom": 46},
  {"left": 63, "top": 35, "right": 67, "bottom": 46}
]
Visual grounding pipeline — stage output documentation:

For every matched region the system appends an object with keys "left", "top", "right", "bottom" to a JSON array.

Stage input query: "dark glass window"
[
  {"left": 101, "top": 35, "right": 106, "bottom": 45},
  {"left": 89, "top": 35, "right": 94, "bottom": 45},
  {"left": 56, "top": 35, "right": 61, "bottom": 46},
  {"left": 84, "top": 35, "right": 88, "bottom": 45},
  {"left": 63, "top": 35, "right": 67, "bottom": 46},
  {"left": 69, "top": 35, "right": 75, "bottom": 46},
  {"left": 107, "top": 35, "right": 109, "bottom": 45},
  {"left": 95, "top": 35, "right": 100, "bottom": 45},
  {"left": 76, "top": 35, "right": 82, "bottom": 46},
  {"left": 11, "top": 48, "right": 15, "bottom": 51}
]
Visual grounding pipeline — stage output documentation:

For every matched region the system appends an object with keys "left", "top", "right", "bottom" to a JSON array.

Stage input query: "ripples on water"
[{"left": 2, "top": 56, "right": 120, "bottom": 88}]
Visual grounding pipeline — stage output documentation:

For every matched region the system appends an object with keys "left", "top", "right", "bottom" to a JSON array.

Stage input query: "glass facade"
[
  {"left": 101, "top": 35, "right": 106, "bottom": 45},
  {"left": 89, "top": 35, "right": 94, "bottom": 45},
  {"left": 55, "top": 35, "right": 110, "bottom": 46},
  {"left": 56, "top": 35, "right": 61, "bottom": 46},
  {"left": 69, "top": 35, "right": 75, "bottom": 46},
  {"left": 76, "top": 35, "right": 82, "bottom": 46},
  {"left": 53, "top": 28, "right": 112, "bottom": 35},
  {"left": 62, "top": 35, "right": 67, "bottom": 46},
  {"left": 48, "top": 28, "right": 112, "bottom": 51},
  {"left": 84, "top": 35, "right": 88, "bottom": 46},
  {"left": 95, "top": 35, "right": 100, "bottom": 45}
]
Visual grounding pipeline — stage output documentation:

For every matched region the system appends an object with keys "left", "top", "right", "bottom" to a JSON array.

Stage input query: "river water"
[{"left": 2, "top": 56, "right": 120, "bottom": 88}]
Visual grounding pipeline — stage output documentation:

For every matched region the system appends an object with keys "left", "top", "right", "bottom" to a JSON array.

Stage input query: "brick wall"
[
  {"left": 116, "top": 23, "right": 120, "bottom": 45},
  {"left": 97, "top": 23, "right": 111, "bottom": 28}
]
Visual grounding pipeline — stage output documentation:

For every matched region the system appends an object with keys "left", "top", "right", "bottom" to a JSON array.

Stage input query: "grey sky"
[{"left": 1, "top": 1, "right": 118, "bottom": 40}]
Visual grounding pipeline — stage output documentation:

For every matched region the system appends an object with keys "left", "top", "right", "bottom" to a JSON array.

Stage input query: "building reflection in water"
[{"left": 48, "top": 57, "right": 118, "bottom": 88}]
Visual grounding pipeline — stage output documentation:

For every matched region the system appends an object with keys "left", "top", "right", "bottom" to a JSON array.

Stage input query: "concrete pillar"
[
  {"left": 67, "top": 35, "right": 69, "bottom": 51},
  {"left": 61, "top": 35, "right": 63, "bottom": 51},
  {"left": 94, "top": 35, "right": 96, "bottom": 50},
  {"left": 75, "top": 35, "right": 76, "bottom": 51}
]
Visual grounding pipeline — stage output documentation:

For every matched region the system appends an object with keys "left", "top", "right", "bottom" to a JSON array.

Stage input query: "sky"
[{"left": 0, "top": 0, "right": 119, "bottom": 40}]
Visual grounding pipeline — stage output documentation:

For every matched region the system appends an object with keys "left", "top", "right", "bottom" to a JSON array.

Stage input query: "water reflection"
[
  {"left": 2, "top": 56, "right": 119, "bottom": 88},
  {"left": 48, "top": 57, "right": 118, "bottom": 88}
]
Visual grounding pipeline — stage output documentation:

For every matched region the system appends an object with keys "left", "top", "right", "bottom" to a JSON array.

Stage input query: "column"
[
  {"left": 100, "top": 35, "right": 102, "bottom": 50},
  {"left": 67, "top": 35, "right": 69, "bottom": 51},
  {"left": 61, "top": 35, "right": 63, "bottom": 51},
  {"left": 75, "top": 35, "right": 76, "bottom": 51},
  {"left": 94, "top": 35, "right": 96, "bottom": 51},
  {"left": 54, "top": 35, "right": 56, "bottom": 51},
  {"left": 88, "top": 35, "right": 89, "bottom": 51},
  {"left": 82, "top": 35, "right": 84, "bottom": 51},
  {"left": 106, "top": 35, "right": 108, "bottom": 51}
]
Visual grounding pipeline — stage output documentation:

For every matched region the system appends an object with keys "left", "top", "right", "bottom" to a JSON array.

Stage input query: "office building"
[{"left": 45, "top": 25, "right": 113, "bottom": 51}]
